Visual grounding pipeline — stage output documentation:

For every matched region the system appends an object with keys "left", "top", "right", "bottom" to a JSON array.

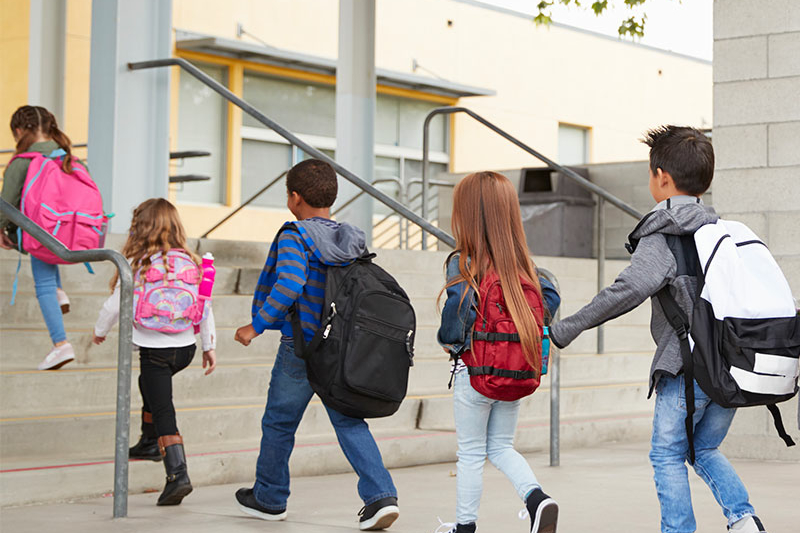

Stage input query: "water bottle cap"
[{"left": 203, "top": 252, "right": 214, "bottom": 260}]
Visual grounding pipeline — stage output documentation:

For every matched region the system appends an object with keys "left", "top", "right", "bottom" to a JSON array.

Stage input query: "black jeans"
[{"left": 139, "top": 344, "right": 196, "bottom": 437}]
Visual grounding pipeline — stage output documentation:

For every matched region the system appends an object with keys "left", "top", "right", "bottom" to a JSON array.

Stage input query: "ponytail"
[{"left": 9, "top": 105, "right": 74, "bottom": 173}]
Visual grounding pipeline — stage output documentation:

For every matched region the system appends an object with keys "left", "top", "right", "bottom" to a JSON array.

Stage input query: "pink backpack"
[
  {"left": 133, "top": 250, "right": 209, "bottom": 333},
  {"left": 10, "top": 149, "right": 107, "bottom": 264}
]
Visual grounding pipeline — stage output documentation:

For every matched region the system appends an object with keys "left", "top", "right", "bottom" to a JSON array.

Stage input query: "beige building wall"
[
  {"left": 0, "top": 0, "right": 31, "bottom": 155},
  {"left": 713, "top": 0, "right": 800, "bottom": 462}
]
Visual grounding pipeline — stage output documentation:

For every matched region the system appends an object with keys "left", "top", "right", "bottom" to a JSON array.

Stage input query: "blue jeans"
[
  {"left": 30, "top": 256, "right": 66, "bottom": 344},
  {"left": 649, "top": 374, "right": 755, "bottom": 533},
  {"left": 253, "top": 341, "right": 397, "bottom": 511},
  {"left": 453, "top": 370, "right": 540, "bottom": 525}
]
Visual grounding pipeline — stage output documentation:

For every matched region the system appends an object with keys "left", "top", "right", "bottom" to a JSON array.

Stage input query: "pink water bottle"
[{"left": 195, "top": 252, "right": 216, "bottom": 333}]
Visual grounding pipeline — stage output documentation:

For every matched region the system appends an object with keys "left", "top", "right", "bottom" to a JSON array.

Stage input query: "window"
[
  {"left": 240, "top": 71, "right": 450, "bottom": 213},
  {"left": 558, "top": 124, "right": 590, "bottom": 166},
  {"left": 176, "top": 64, "right": 228, "bottom": 204}
]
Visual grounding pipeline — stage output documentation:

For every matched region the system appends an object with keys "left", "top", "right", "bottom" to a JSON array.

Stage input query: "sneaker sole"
[
  {"left": 531, "top": 499, "right": 558, "bottom": 533},
  {"left": 359, "top": 505, "right": 399, "bottom": 531},
  {"left": 237, "top": 502, "right": 287, "bottom": 521},
  {"left": 40, "top": 356, "right": 74, "bottom": 371}
]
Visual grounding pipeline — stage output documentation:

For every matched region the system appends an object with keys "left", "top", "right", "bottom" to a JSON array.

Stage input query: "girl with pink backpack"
[
  {"left": 0, "top": 105, "right": 93, "bottom": 370},
  {"left": 93, "top": 198, "right": 217, "bottom": 506}
]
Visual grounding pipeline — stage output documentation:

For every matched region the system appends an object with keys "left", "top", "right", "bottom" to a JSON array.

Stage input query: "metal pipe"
[
  {"left": 128, "top": 59, "right": 456, "bottom": 247},
  {"left": 596, "top": 197, "right": 606, "bottom": 354},
  {"left": 201, "top": 170, "right": 288, "bottom": 239},
  {"left": 538, "top": 266, "right": 561, "bottom": 467},
  {"left": 0, "top": 198, "right": 134, "bottom": 517},
  {"left": 422, "top": 107, "right": 643, "bottom": 220}
]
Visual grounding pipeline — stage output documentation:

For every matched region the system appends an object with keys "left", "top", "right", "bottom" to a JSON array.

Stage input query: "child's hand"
[
  {"left": 202, "top": 349, "right": 217, "bottom": 375},
  {"left": 93, "top": 335, "right": 106, "bottom": 345},
  {"left": 234, "top": 324, "right": 259, "bottom": 346},
  {"left": 0, "top": 233, "right": 14, "bottom": 250}
]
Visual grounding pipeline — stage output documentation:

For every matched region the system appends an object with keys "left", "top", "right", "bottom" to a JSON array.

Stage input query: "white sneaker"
[
  {"left": 56, "top": 288, "right": 70, "bottom": 314},
  {"left": 38, "top": 343, "right": 75, "bottom": 370}
]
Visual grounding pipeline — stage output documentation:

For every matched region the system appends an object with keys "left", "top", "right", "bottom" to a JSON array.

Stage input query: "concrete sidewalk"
[{"left": 0, "top": 440, "right": 796, "bottom": 533}]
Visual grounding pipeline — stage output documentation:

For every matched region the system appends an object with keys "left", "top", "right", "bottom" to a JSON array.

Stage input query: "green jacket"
[{"left": 0, "top": 141, "right": 88, "bottom": 243}]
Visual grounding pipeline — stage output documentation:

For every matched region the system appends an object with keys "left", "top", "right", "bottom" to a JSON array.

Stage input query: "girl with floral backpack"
[
  {"left": 436, "top": 172, "right": 560, "bottom": 533},
  {"left": 93, "top": 198, "right": 217, "bottom": 506}
]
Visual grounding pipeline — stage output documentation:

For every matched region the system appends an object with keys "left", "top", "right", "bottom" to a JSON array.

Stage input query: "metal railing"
[
  {"left": 128, "top": 58, "right": 455, "bottom": 248},
  {"left": 422, "top": 107, "right": 644, "bottom": 354},
  {"left": 0, "top": 198, "right": 134, "bottom": 518}
]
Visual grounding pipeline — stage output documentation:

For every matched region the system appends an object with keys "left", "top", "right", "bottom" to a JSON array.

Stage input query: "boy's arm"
[
  {"left": 251, "top": 229, "right": 309, "bottom": 334},
  {"left": 549, "top": 233, "right": 675, "bottom": 349},
  {"left": 538, "top": 275, "right": 561, "bottom": 317}
]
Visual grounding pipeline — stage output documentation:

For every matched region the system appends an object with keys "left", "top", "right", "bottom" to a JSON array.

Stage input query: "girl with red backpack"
[
  {"left": 436, "top": 172, "right": 559, "bottom": 533},
  {"left": 93, "top": 198, "right": 217, "bottom": 506},
  {"left": 0, "top": 105, "right": 85, "bottom": 370}
]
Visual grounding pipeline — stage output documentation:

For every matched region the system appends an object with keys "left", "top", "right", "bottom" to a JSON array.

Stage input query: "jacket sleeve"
[
  {"left": 437, "top": 255, "right": 477, "bottom": 355},
  {"left": 538, "top": 275, "right": 561, "bottom": 318},
  {"left": 251, "top": 230, "right": 309, "bottom": 334},
  {"left": 0, "top": 158, "right": 28, "bottom": 230},
  {"left": 199, "top": 303, "right": 216, "bottom": 351},
  {"left": 94, "top": 286, "right": 121, "bottom": 338},
  {"left": 549, "top": 233, "right": 675, "bottom": 348}
]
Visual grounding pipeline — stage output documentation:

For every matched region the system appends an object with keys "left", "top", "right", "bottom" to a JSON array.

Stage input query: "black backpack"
[
  {"left": 654, "top": 219, "right": 799, "bottom": 464},
  {"left": 290, "top": 252, "right": 416, "bottom": 419}
]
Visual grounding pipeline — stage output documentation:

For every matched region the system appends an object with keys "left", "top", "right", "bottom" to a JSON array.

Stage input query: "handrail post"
[
  {"left": 539, "top": 267, "right": 560, "bottom": 467},
  {"left": 596, "top": 196, "right": 606, "bottom": 355},
  {"left": 421, "top": 112, "right": 435, "bottom": 251},
  {"left": 112, "top": 256, "right": 134, "bottom": 518},
  {"left": 0, "top": 198, "right": 134, "bottom": 518}
]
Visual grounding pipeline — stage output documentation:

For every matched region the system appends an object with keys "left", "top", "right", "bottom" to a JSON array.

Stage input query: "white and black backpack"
[{"left": 658, "top": 219, "right": 799, "bottom": 463}]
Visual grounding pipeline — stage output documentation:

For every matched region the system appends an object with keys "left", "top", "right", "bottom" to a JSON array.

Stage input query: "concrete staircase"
[{"left": 0, "top": 238, "right": 658, "bottom": 507}]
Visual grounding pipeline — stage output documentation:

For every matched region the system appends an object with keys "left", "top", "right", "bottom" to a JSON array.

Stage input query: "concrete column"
[
  {"left": 28, "top": 0, "right": 66, "bottom": 123},
  {"left": 713, "top": 0, "right": 800, "bottom": 462},
  {"left": 87, "top": 0, "right": 172, "bottom": 230},
  {"left": 335, "top": 0, "right": 376, "bottom": 244}
]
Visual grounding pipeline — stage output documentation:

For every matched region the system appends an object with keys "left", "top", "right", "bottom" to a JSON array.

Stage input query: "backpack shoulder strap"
[{"left": 655, "top": 285, "right": 697, "bottom": 465}]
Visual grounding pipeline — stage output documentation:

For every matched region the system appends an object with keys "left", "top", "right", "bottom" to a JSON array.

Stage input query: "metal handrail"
[
  {"left": 330, "top": 178, "right": 402, "bottom": 218},
  {"left": 128, "top": 58, "right": 456, "bottom": 248},
  {"left": 422, "top": 106, "right": 645, "bottom": 354},
  {"left": 201, "top": 170, "right": 288, "bottom": 238},
  {"left": 0, "top": 198, "right": 134, "bottom": 518}
]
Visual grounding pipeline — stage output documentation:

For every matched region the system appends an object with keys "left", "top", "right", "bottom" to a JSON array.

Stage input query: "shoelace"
[
  {"left": 434, "top": 517, "right": 457, "bottom": 533},
  {"left": 518, "top": 508, "right": 530, "bottom": 520}
]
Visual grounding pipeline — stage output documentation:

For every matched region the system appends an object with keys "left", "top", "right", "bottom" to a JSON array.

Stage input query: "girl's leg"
[
  {"left": 139, "top": 347, "right": 181, "bottom": 437},
  {"left": 30, "top": 256, "right": 67, "bottom": 344},
  {"left": 485, "top": 399, "right": 540, "bottom": 500},
  {"left": 453, "top": 372, "right": 492, "bottom": 526}
]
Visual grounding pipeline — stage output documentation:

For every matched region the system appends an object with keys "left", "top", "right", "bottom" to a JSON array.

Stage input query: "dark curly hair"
[{"left": 286, "top": 159, "right": 338, "bottom": 208}]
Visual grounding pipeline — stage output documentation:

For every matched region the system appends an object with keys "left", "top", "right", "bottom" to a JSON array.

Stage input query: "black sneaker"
[
  {"left": 525, "top": 488, "right": 558, "bottom": 533},
  {"left": 358, "top": 496, "right": 399, "bottom": 530},
  {"left": 235, "top": 488, "right": 287, "bottom": 521}
]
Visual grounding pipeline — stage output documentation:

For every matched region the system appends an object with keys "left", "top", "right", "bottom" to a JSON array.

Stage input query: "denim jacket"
[{"left": 437, "top": 254, "right": 561, "bottom": 356}]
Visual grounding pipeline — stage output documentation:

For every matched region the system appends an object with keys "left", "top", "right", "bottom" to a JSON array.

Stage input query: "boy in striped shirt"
[{"left": 233, "top": 159, "right": 399, "bottom": 531}]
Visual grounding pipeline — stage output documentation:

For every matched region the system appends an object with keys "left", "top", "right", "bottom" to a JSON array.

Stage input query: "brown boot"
[{"left": 156, "top": 434, "right": 192, "bottom": 506}]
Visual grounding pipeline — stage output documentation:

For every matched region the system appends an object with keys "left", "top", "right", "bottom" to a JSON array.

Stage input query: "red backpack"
[{"left": 460, "top": 271, "right": 545, "bottom": 401}]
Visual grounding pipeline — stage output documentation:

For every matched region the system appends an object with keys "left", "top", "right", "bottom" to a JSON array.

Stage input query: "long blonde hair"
[
  {"left": 440, "top": 171, "right": 543, "bottom": 370},
  {"left": 110, "top": 198, "right": 199, "bottom": 289}
]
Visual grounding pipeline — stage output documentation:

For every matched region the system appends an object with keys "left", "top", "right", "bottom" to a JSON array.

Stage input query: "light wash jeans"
[
  {"left": 30, "top": 256, "right": 66, "bottom": 344},
  {"left": 453, "top": 370, "right": 540, "bottom": 525},
  {"left": 253, "top": 341, "right": 396, "bottom": 511},
  {"left": 649, "top": 374, "right": 755, "bottom": 533}
]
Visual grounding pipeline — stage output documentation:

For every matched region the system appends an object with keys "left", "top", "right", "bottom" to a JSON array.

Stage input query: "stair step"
[{"left": 0, "top": 411, "right": 652, "bottom": 507}]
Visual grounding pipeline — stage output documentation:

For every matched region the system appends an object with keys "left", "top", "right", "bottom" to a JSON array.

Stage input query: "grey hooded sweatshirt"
[{"left": 549, "top": 196, "right": 718, "bottom": 395}]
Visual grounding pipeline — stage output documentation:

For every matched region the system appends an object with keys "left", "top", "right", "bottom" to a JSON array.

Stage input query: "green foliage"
[{"left": 534, "top": 0, "right": 655, "bottom": 38}]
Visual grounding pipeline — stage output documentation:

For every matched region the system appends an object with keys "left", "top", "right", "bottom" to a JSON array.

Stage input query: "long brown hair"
[
  {"left": 440, "top": 171, "right": 543, "bottom": 370},
  {"left": 110, "top": 198, "right": 199, "bottom": 290},
  {"left": 10, "top": 105, "right": 74, "bottom": 173}
]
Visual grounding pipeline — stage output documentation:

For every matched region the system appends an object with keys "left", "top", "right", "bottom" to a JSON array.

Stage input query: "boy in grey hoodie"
[
  {"left": 550, "top": 126, "right": 767, "bottom": 533},
  {"left": 233, "top": 160, "right": 399, "bottom": 531}
]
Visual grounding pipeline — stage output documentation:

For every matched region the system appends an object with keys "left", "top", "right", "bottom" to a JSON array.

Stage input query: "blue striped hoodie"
[{"left": 251, "top": 217, "right": 366, "bottom": 342}]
